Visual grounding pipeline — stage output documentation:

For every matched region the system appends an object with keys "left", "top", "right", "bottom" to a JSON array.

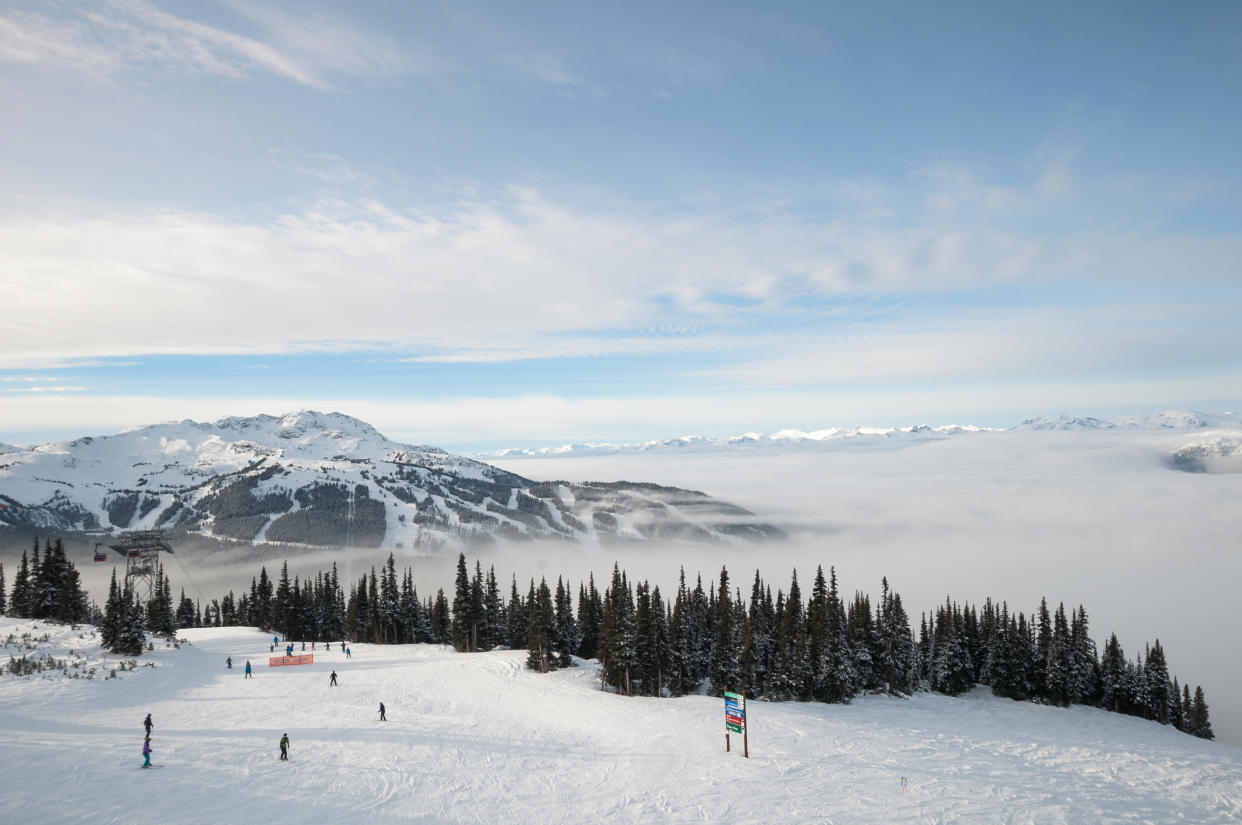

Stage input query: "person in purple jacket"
[{"left": 142, "top": 736, "right": 152, "bottom": 768}]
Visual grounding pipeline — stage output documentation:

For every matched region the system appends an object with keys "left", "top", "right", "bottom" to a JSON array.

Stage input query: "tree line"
[{"left": 2, "top": 544, "right": 1214, "bottom": 740}]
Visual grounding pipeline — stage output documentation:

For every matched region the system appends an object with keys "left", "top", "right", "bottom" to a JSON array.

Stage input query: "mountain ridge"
[{"left": 0, "top": 411, "right": 780, "bottom": 550}]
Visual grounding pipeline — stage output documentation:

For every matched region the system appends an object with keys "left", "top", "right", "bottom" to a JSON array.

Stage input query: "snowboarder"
[
  {"left": 279, "top": 733, "right": 289, "bottom": 761},
  {"left": 379, "top": 702, "right": 386, "bottom": 721},
  {"left": 143, "top": 713, "right": 152, "bottom": 737},
  {"left": 226, "top": 656, "right": 232, "bottom": 669},
  {"left": 244, "top": 660, "right": 252, "bottom": 679},
  {"left": 329, "top": 670, "right": 338, "bottom": 686},
  {"left": 142, "top": 736, "right": 151, "bottom": 768}
]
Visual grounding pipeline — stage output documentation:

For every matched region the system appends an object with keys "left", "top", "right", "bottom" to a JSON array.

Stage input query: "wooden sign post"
[{"left": 724, "top": 691, "right": 748, "bottom": 758}]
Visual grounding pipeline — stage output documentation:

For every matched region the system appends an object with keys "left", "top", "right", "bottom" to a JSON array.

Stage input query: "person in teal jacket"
[{"left": 142, "top": 736, "right": 152, "bottom": 768}]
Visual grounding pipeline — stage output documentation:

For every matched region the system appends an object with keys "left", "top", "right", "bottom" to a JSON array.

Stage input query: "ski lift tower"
[{"left": 98, "top": 530, "right": 174, "bottom": 604}]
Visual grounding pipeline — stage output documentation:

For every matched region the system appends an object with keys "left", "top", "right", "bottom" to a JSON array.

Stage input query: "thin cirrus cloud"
[{"left": 0, "top": 0, "right": 412, "bottom": 88}]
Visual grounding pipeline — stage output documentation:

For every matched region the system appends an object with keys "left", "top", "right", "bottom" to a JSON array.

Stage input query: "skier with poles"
[
  {"left": 143, "top": 713, "right": 152, "bottom": 737},
  {"left": 329, "top": 670, "right": 338, "bottom": 686}
]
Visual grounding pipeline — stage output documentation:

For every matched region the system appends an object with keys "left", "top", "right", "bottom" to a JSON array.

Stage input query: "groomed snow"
[{"left": 2, "top": 618, "right": 1238, "bottom": 824}]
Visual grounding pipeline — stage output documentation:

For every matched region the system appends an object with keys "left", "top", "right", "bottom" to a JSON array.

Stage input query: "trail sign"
[{"left": 723, "top": 691, "right": 748, "bottom": 758}]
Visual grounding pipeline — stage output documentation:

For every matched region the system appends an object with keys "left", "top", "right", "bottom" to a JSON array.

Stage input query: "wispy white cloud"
[
  {"left": 4, "top": 385, "right": 88, "bottom": 393},
  {"left": 1, "top": 186, "right": 1237, "bottom": 370},
  {"left": 0, "top": 0, "right": 413, "bottom": 88}
]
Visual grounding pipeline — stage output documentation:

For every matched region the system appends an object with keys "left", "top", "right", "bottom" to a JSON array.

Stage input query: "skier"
[
  {"left": 143, "top": 713, "right": 152, "bottom": 737},
  {"left": 341, "top": 641, "right": 346, "bottom": 653},
  {"left": 279, "top": 733, "right": 289, "bottom": 761},
  {"left": 142, "top": 736, "right": 151, "bottom": 768},
  {"left": 379, "top": 702, "right": 386, "bottom": 721},
  {"left": 346, "top": 646, "right": 351, "bottom": 659},
  {"left": 273, "top": 635, "right": 279, "bottom": 647},
  {"left": 226, "top": 656, "right": 232, "bottom": 669},
  {"left": 329, "top": 670, "right": 338, "bottom": 686},
  {"left": 245, "top": 660, "right": 253, "bottom": 679},
  {"left": 301, "top": 642, "right": 306, "bottom": 652}
]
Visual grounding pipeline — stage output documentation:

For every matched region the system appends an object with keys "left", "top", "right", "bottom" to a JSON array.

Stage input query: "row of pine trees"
[{"left": 1, "top": 543, "right": 1213, "bottom": 740}]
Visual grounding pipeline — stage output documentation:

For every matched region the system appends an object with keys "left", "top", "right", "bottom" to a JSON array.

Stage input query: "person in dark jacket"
[
  {"left": 329, "top": 670, "right": 338, "bottom": 686},
  {"left": 143, "top": 713, "right": 152, "bottom": 736},
  {"left": 226, "top": 656, "right": 232, "bottom": 669},
  {"left": 379, "top": 702, "right": 386, "bottom": 721},
  {"left": 279, "top": 733, "right": 289, "bottom": 761}
]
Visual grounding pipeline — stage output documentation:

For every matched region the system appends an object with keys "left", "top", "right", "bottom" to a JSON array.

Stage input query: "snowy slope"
[
  {"left": 0, "top": 411, "right": 780, "bottom": 548},
  {"left": 1, "top": 617, "right": 1238, "bottom": 825}
]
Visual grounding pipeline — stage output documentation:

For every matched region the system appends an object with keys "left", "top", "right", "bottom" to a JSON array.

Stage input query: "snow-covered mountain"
[
  {"left": 1019, "top": 409, "right": 1241, "bottom": 431},
  {"left": 0, "top": 411, "right": 779, "bottom": 549},
  {"left": 0, "top": 441, "right": 19, "bottom": 454},
  {"left": 483, "top": 424, "right": 996, "bottom": 458},
  {"left": 483, "top": 410, "right": 1242, "bottom": 458}
]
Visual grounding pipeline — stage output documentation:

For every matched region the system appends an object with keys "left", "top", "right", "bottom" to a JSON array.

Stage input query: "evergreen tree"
[
  {"left": 709, "top": 567, "right": 740, "bottom": 696},
  {"left": 818, "top": 567, "right": 855, "bottom": 703},
  {"left": 0, "top": 562, "right": 5, "bottom": 615},
  {"left": 576, "top": 574, "right": 602, "bottom": 659},
  {"left": 451, "top": 553, "right": 471, "bottom": 651},
  {"left": 100, "top": 568, "right": 123, "bottom": 650},
  {"left": 431, "top": 588, "right": 451, "bottom": 645},
  {"left": 116, "top": 583, "right": 147, "bottom": 656},
  {"left": 485, "top": 566, "right": 504, "bottom": 651},
  {"left": 506, "top": 575, "right": 528, "bottom": 650},
  {"left": 1144, "top": 640, "right": 1172, "bottom": 724},
  {"left": 1169, "top": 676, "right": 1185, "bottom": 732},
  {"left": 878, "top": 579, "right": 914, "bottom": 695},
  {"left": 553, "top": 576, "right": 579, "bottom": 667},
  {"left": 1188, "top": 686, "right": 1214, "bottom": 740},
  {"left": 600, "top": 563, "right": 636, "bottom": 695},
  {"left": 1044, "top": 603, "right": 1071, "bottom": 706},
  {"left": 525, "top": 577, "right": 556, "bottom": 673},
  {"left": 1032, "top": 598, "right": 1052, "bottom": 702}
]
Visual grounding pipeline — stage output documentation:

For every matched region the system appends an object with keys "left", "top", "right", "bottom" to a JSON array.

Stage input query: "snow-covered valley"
[{"left": 1, "top": 617, "right": 1238, "bottom": 825}]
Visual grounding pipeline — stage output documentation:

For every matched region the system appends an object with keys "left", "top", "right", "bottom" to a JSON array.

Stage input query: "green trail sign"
[{"left": 724, "top": 691, "right": 748, "bottom": 757}]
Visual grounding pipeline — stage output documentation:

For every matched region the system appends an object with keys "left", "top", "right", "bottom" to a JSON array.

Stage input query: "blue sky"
[{"left": 1, "top": 0, "right": 1240, "bottom": 451}]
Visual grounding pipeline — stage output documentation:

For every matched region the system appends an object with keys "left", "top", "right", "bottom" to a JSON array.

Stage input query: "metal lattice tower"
[{"left": 103, "top": 530, "right": 174, "bottom": 603}]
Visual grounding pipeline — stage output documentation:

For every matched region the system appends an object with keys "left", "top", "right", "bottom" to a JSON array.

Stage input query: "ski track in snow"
[{"left": 1, "top": 619, "right": 1239, "bottom": 824}]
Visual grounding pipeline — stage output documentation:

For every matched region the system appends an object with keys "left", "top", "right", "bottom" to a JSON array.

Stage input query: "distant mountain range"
[
  {"left": 0, "top": 412, "right": 780, "bottom": 550},
  {"left": 1017, "top": 410, "right": 1240, "bottom": 431},
  {"left": 481, "top": 410, "right": 1242, "bottom": 458}
]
